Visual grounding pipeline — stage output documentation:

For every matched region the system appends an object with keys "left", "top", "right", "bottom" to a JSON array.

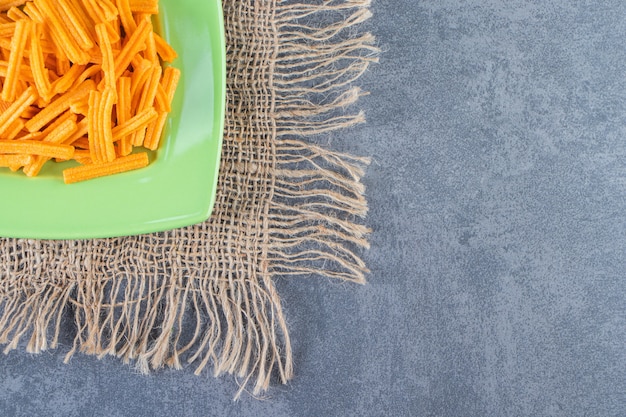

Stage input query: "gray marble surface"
[{"left": 1, "top": 1, "right": 626, "bottom": 416}]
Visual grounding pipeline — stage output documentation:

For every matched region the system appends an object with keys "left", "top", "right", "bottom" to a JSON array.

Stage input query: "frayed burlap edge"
[{"left": 0, "top": 0, "right": 378, "bottom": 399}]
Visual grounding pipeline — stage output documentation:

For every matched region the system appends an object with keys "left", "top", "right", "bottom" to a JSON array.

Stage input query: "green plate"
[{"left": 0, "top": 0, "right": 226, "bottom": 239}]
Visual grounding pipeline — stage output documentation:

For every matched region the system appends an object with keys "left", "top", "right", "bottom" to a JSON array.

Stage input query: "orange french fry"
[
  {"left": 2, "top": 18, "right": 30, "bottom": 102},
  {"left": 63, "top": 151, "right": 148, "bottom": 184},
  {"left": 0, "top": 139, "right": 74, "bottom": 159},
  {"left": 0, "top": 85, "right": 37, "bottom": 136}
]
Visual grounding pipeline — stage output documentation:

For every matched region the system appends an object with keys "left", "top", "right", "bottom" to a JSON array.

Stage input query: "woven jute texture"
[{"left": 0, "top": 0, "right": 377, "bottom": 397}]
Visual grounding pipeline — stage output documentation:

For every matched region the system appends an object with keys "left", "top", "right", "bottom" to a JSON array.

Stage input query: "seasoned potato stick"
[
  {"left": 0, "top": 85, "right": 37, "bottom": 136},
  {"left": 71, "top": 136, "right": 89, "bottom": 149},
  {"left": 111, "top": 107, "right": 157, "bottom": 141},
  {"left": 115, "top": 0, "right": 136, "bottom": 35},
  {"left": 0, "top": 1, "right": 25, "bottom": 13},
  {"left": 25, "top": 79, "right": 94, "bottom": 132},
  {"left": 0, "top": 153, "right": 30, "bottom": 168},
  {"left": 20, "top": 105, "right": 38, "bottom": 119},
  {"left": 132, "top": 65, "right": 160, "bottom": 145},
  {"left": 114, "top": 17, "right": 151, "bottom": 78},
  {"left": 115, "top": 76, "right": 132, "bottom": 155},
  {"left": 6, "top": 5, "right": 27, "bottom": 21},
  {"left": 34, "top": 0, "right": 90, "bottom": 65},
  {"left": 143, "top": 111, "right": 167, "bottom": 151},
  {"left": 29, "top": 22, "right": 52, "bottom": 101},
  {"left": 23, "top": 118, "right": 78, "bottom": 176},
  {"left": 0, "top": 139, "right": 74, "bottom": 159},
  {"left": 87, "top": 89, "right": 100, "bottom": 162},
  {"left": 0, "top": 22, "right": 15, "bottom": 37},
  {"left": 51, "top": 64, "right": 87, "bottom": 96},
  {"left": 129, "top": 0, "right": 158, "bottom": 14},
  {"left": 95, "top": 23, "right": 115, "bottom": 90},
  {"left": 63, "top": 152, "right": 148, "bottom": 184},
  {"left": 5, "top": 117, "right": 24, "bottom": 139},
  {"left": 153, "top": 33, "right": 177, "bottom": 62},
  {"left": 63, "top": 117, "right": 88, "bottom": 145},
  {"left": 98, "top": 87, "right": 116, "bottom": 162},
  {"left": 154, "top": 83, "right": 170, "bottom": 113},
  {"left": 2, "top": 18, "right": 30, "bottom": 102},
  {"left": 57, "top": 0, "right": 95, "bottom": 51}
]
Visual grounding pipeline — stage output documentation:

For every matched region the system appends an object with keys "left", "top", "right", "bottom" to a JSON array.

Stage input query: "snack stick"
[
  {"left": 0, "top": 139, "right": 74, "bottom": 159},
  {"left": 0, "top": 85, "right": 37, "bottom": 136},
  {"left": 57, "top": 0, "right": 95, "bottom": 51},
  {"left": 98, "top": 87, "right": 116, "bottom": 162},
  {"left": 62, "top": 152, "right": 148, "bottom": 184},
  {"left": 29, "top": 22, "right": 51, "bottom": 101},
  {"left": 115, "top": 0, "right": 136, "bottom": 35},
  {"left": 2, "top": 18, "right": 30, "bottom": 102},
  {"left": 111, "top": 107, "right": 157, "bottom": 142},
  {"left": 0, "top": 153, "right": 30, "bottom": 167},
  {"left": 114, "top": 17, "right": 150, "bottom": 78},
  {"left": 0, "top": 1, "right": 25, "bottom": 13},
  {"left": 95, "top": 23, "right": 115, "bottom": 91},
  {"left": 129, "top": 0, "right": 158, "bottom": 14},
  {"left": 25, "top": 79, "right": 94, "bottom": 132},
  {"left": 6, "top": 5, "right": 26, "bottom": 21},
  {"left": 153, "top": 33, "right": 177, "bottom": 62}
]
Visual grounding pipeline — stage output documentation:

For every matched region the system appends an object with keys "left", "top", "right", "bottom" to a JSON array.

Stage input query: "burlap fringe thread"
[{"left": 0, "top": 0, "right": 378, "bottom": 399}]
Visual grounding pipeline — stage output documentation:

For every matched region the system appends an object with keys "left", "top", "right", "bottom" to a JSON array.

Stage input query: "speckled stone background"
[{"left": 1, "top": 1, "right": 625, "bottom": 416}]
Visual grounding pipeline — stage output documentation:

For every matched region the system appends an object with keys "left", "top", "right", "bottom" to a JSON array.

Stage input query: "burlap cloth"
[{"left": 0, "top": 0, "right": 377, "bottom": 397}]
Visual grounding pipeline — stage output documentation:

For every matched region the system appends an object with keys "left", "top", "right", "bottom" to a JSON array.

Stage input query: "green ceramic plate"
[{"left": 0, "top": 0, "right": 226, "bottom": 239}]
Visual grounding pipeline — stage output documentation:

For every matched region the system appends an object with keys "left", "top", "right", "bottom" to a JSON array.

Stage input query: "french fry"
[{"left": 63, "top": 151, "right": 148, "bottom": 184}]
